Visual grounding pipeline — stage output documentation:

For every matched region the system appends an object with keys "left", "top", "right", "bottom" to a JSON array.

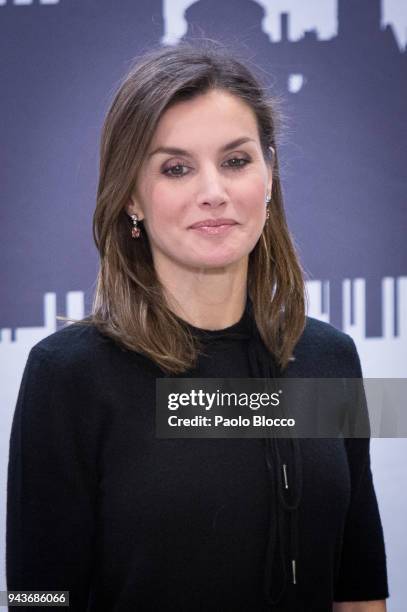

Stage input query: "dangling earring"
[
  {"left": 130, "top": 213, "right": 141, "bottom": 239},
  {"left": 265, "top": 195, "right": 272, "bottom": 220}
]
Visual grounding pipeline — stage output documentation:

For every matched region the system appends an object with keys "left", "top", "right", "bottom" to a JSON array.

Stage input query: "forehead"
[{"left": 149, "top": 89, "right": 259, "bottom": 150}]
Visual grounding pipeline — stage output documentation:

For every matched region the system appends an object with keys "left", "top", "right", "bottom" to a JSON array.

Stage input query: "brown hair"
[{"left": 62, "top": 40, "right": 306, "bottom": 374}]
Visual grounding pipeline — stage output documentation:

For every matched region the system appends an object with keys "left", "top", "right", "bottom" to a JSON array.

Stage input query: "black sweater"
[{"left": 6, "top": 302, "right": 389, "bottom": 611}]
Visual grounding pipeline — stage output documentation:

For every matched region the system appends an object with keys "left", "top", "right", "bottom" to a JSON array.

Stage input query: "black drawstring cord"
[
  {"left": 246, "top": 312, "right": 303, "bottom": 606},
  {"left": 263, "top": 436, "right": 289, "bottom": 604},
  {"left": 274, "top": 436, "right": 303, "bottom": 588}
]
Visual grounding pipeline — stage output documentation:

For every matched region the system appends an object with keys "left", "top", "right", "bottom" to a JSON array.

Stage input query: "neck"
[{"left": 155, "top": 256, "right": 249, "bottom": 330}]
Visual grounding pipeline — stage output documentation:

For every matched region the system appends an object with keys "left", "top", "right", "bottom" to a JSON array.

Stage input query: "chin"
[{"left": 185, "top": 252, "right": 246, "bottom": 270}]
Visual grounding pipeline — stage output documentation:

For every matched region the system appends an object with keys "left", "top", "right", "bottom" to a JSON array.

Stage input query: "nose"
[{"left": 195, "top": 163, "right": 228, "bottom": 208}]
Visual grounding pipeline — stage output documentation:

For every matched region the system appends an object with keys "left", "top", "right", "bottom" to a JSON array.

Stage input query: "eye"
[
  {"left": 225, "top": 157, "right": 251, "bottom": 170},
  {"left": 162, "top": 163, "right": 190, "bottom": 178}
]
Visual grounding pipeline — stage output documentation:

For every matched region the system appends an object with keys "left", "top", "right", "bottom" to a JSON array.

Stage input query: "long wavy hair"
[{"left": 65, "top": 40, "right": 306, "bottom": 374}]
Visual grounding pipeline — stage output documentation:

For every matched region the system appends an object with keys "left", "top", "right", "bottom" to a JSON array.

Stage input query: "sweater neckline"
[{"left": 175, "top": 298, "right": 254, "bottom": 340}]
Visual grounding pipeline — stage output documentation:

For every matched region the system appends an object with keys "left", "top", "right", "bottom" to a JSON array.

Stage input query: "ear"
[
  {"left": 267, "top": 165, "right": 273, "bottom": 197},
  {"left": 125, "top": 194, "right": 144, "bottom": 220},
  {"left": 266, "top": 146, "right": 274, "bottom": 196}
]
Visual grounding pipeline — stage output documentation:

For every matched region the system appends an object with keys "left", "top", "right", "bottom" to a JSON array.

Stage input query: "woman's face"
[{"left": 127, "top": 89, "right": 272, "bottom": 274}]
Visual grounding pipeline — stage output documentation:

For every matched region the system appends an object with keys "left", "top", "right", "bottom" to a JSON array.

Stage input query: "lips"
[{"left": 189, "top": 218, "right": 238, "bottom": 229}]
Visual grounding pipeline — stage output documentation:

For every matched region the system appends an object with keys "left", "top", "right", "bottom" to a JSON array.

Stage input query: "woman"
[{"left": 7, "top": 41, "right": 389, "bottom": 611}]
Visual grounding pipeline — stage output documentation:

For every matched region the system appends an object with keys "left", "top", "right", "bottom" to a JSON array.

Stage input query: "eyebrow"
[{"left": 148, "top": 136, "right": 256, "bottom": 159}]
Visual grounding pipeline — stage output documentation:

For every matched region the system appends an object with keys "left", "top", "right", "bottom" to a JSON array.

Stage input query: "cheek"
[
  {"left": 144, "top": 184, "right": 185, "bottom": 235},
  {"left": 238, "top": 181, "right": 267, "bottom": 221}
]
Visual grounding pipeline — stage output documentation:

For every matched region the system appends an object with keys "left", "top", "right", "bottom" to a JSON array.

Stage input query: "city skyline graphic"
[{"left": 1, "top": 277, "right": 406, "bottom": 380}]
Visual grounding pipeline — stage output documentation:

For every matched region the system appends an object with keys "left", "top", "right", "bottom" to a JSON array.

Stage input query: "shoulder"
[
  {"left": 31, "top": 320, "right": 113, "bottom": 363},
  {"left": 298, "top": 316, "right": 354, "bottom": 353},
  {"left": 29, "top": 320, "right": 147, "bottom": 377},
  {"left": 286, "top": 316, "right": 362, "bottom": 377}
]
